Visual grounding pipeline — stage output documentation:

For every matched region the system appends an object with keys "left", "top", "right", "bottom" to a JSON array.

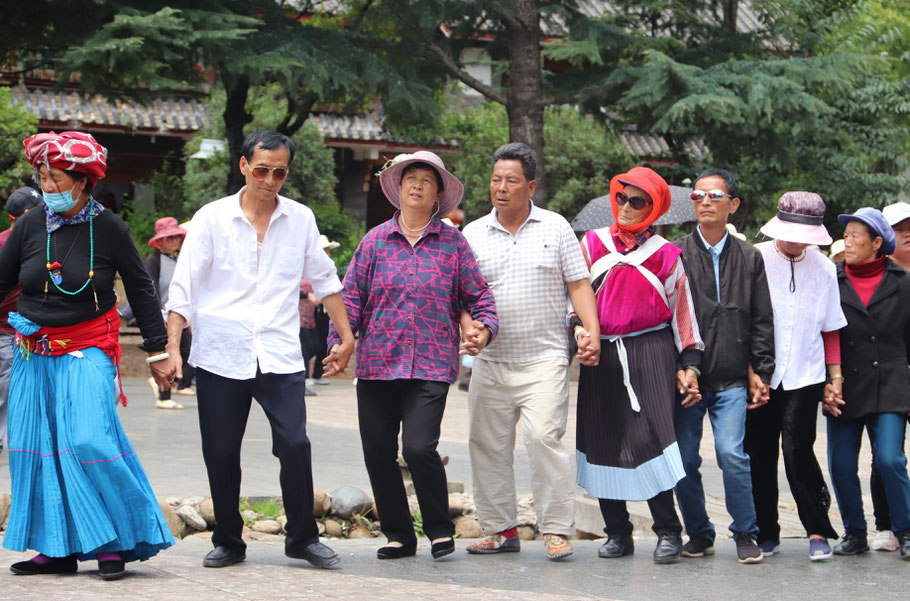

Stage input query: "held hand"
[
  {"left": 823, "top": 381, "right": 845, "bottom": 417},
  {"left": 678, "top": 369, "right": 701, "bottom": 408},
  {"left": 150, "top": 355, "right": 178, "bottom": 391},
  {"left": 460, "top": 320, "right": 491, "bottom": 356},
  {"left": 322, "top": 336, "right": 355, "bottom": 377},
  {"left": 575, "top": 328, "right": 600, "bottom": 366},
  {"left": 747, "top": 371, "right": 769, "bottom": 410}
]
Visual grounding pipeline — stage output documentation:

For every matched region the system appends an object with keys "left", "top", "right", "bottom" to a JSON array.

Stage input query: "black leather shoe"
[
  {"left": 833, "top": 534, "right": 869, "bottom": 556},
  {"left": 98, "top": 559, "right": 126, "bottom": 581},
  {"left": 203, "top": 545, "right": 246, "bottom": 568},
  {"left": 431, "top": 538, "right": 455, "bottom": 559},
  {"left": 598, "top": 534, "right": 634, "bottom": 558},
  {"left": 377, "top": 541, "right": 417, "bottom": 559},
  {"left": 10, "top": 555, "right": 78, "bottom": 575},
  {"left": 653, "top": 534, "right": 682, "bottom": 564},
  {"left": 899, "top": 533, "right": 910, "bottom": 560},
  {"left": 286, "top": 541, "right": 341, "bottom": 568}
]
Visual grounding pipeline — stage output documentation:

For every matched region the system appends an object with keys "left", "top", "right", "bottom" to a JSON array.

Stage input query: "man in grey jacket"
[{"left": 673, "top": 168, "right": 775, "bottom": 564}]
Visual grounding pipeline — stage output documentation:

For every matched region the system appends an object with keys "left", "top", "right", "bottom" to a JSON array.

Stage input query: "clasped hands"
[{"left": 460, "top": 320, "right": 492, "bottom": 356}]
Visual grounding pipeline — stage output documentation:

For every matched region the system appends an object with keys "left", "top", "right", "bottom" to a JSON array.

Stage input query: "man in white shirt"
[
  {"left": 165, "top": 130, "right": 355, "bottom": 569},
  {"left": 461, "top": 142, "right": 600, "bottom": 560}
]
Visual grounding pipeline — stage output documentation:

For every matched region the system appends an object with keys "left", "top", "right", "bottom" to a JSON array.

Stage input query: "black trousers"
[
  {"left": 870, "top": 415, "right": 910, "bottom": 531},
  {"left": 299, "top": 327, "right": 320, "bottom": 377},
  {"left": 197, "top": 367, "right": 318, "bottom": 553},
  {"left": 599, "top": 490, "right": 682, "bottom": 537},
  {"left": 311, "top": 310, "right": 330, "bottom": 380},
  {"left": 744, "top": 383, "right": 838, "bottom": 541},
  {"left": 357, "top": 379, "right": 454, "bottom": 543}
]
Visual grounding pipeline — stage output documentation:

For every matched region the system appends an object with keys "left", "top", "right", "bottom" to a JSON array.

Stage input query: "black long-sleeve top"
[{"left": 0, "top": 205, "right": 167, "bottom": 351}]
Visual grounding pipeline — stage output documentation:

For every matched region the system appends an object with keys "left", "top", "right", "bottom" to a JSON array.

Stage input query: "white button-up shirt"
[
  {"left": 166, "top": 188, "right": 343, "bottom": 379},
  {"left": 757, "top": 242, "right": 847, "bottom": 390},
  {"left": 463, "top": 202, "right": 589, "bottom": 363}
]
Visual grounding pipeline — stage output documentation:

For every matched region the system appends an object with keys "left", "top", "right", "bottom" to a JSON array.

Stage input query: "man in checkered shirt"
[{"left": 461, "top": 142, "right": 600, "bottom": 560}]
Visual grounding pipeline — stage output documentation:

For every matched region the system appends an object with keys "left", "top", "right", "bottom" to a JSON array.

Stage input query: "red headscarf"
[
  {"left": 23, "top": 131, "right": 108, "bottom": 186},
  {"left": 609, "top": 166, "right": 671, "bottom": 248}
]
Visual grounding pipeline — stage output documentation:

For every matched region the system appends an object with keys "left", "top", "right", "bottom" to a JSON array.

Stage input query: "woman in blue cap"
[{"left": 824, "top": 207, "right": 910, "bottom": 560}]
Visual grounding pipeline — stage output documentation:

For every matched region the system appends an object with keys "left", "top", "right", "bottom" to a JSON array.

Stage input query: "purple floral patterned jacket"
[{"left": 329, "top": 215, "right": 498, "bottom": 383}]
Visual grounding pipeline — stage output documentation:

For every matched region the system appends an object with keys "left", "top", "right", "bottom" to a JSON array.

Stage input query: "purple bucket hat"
[
  {"left": 378, "top": 151, "right": 464, "bottom": 218},
  {"left": 760, "top": 191, "right": 832, "bottom": 245}
]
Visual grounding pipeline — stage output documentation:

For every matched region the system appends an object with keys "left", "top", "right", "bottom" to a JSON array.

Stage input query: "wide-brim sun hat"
[
  {"left": 883, "top": 201, "right": 910, "bottom": 227},
  {"left": 148, "top": 216, "right": 187, "bottom": 249},
  {"left": 837, "top": 207, "right": 897, "bottom": 255},
  {"left": 378, "top": 151, "right": 463, "bottom": 218},
  {"left": 829, "top": 239, "right": 845, "bottom": 258},
  {"left": 760, "top": 191, "right": 832, "bottom": 246},
  {"left": 319, "top": 234, "right": 340, "bottom": 249}
]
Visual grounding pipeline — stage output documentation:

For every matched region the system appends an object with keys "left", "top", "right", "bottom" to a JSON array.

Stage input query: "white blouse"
[{"left": 757, "top": 242, "right": 847, "bottom": 391}]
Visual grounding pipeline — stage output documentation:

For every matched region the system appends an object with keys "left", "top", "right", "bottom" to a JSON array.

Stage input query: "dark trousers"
[
  {"left": 744, "top": 383, "right": 837, "bottom": 541},
  {"left": 357, "top": 379, "right": 454, "bottom": 543},
  {"left": 158, "top": 329, "right": 195, "bottom": 400},
  {"left": 870, "top": 415, "right": 910, "bottom": 531},
  {"left": 299, "top": 327, "right": 320, "bottom": 377},
  {"left": 197, "top": 367, "right": 318, "bottom": 553},
  {"left": 599, "top": 490, "right": 682, "bottom": 538},
  {"left": 311, "top": 310, "right": 330, "bottom": 380}
]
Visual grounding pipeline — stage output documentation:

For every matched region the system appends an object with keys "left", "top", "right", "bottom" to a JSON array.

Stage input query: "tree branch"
[{"left": 423, "top": 40, "right": 508, "bottom": 105}]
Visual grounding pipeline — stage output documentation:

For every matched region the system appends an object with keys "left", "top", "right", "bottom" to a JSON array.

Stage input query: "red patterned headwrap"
[
  {"left": 23, "top": 131, "right": 108, "bottom": 186},
  {"left": 609, "top": 166, "right": 671, "bottom": 248}
]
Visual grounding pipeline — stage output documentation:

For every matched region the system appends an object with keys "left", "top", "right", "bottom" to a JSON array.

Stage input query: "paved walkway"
[{"left": 0, "top": 377, "right": 902, "bottom": 600}]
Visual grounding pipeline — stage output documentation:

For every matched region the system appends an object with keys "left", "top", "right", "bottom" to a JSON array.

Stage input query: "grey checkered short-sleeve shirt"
[{"left": 463, "top": 203, "right": 589, "bottom": 363}]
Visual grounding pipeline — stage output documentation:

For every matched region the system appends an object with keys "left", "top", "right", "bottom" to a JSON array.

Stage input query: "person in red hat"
[
  {"left": 144, "top": 217, "right": 194, "bottom": 408},
  {"left": 0, "top": 131, "right": 176, "bottom": 579},
  {"left": 574, "top": 166, "right": 704, "bottom": 564}
]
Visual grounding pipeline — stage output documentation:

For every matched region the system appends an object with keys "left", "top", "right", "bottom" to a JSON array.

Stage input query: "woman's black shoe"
[
  {"left": 431, "top": 538, "right": 455, "bottom": 559},
  {"left": 377, "top": 541, "right": 417, "bottom": 559},
  {"left": 99, "top": 559, "right": 126, "bottom": 580},
  {"left": 10, "top": 555, "right": 78, "bottom": 575}
]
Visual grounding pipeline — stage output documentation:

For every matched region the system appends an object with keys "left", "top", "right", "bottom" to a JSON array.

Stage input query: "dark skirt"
[{"left": 576, "top": 327, "right": 685, "bottom": 501}]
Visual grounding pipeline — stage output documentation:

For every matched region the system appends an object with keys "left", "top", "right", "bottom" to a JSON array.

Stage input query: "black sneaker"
[
  {"left": 653, "top": 534, "right": 682, "bottom": 564},
  {"left": 598, "top": 534, "right": 634, "bottom": 558},
  {"left": 833, "top": 534, "right": 870, "bottom": 556},
  {"left": 734, "top": 535, "right": 763, "bottom": 564},
  {"left": 681, "top": 535, "right": 715, "bottom": 558},
  {"left": 899, "top": 533, "right": 910, "bottom": 560}
]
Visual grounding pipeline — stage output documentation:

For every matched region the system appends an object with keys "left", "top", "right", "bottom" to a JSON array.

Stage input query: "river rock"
[
  {"left": 158, "top": 498, "right": 183, "bottom": 538},
  {"left": 516, "top": 494, "right": 537, "bottom": 527},
  {"left": 0, "top": 492, "right": 11, "bottom": 528},
  {"left": 199, "top": 498, "right": 216, "bottom": 527},
  {"left": 251, "top": 519, "right": 282, "bottom": 534},
  {"left": 453, "top": 516, "right": 483, "bottom": 539},
  {"left": 448, "top": 495, "right": 464, "bottom": 518},
  {"left": 183, "top": 496, "right": 205, "bottom": 510},
  {"left": 324, "top": 519, "right": 344, "bottom": 538},
  {"left": 241, "top": 509, "right": 259, "bottom": 522},
  {"left": 518, "top": 525, "right": 537, "bottom": 541},
  {"left": 330, "top": 486, "right": 372, "bottom": 519},
  {"left": 277, "top": 515, "right": 288, "bottom": 533},
  {"left": 313, "top": 489, "right": 332, "bottom": 517},
  {"left": 347, "top": 523, "right": 372, "bottom": 539},
  {"left": 177, "top": 505, "right": 207, "bottom": 531}
]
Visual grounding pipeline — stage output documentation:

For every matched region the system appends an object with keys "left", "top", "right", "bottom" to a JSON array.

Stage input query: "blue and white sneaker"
[
  {"left": 809, "top": 536, "right": 833, "bottom": 561},
  {"left": 759, "top": 540, "right": 780, "bottom": 556}
]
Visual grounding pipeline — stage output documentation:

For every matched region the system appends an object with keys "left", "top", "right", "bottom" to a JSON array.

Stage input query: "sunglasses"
[
  {"left": 616, "top": 191, "right": 653, "bottom": 211},
  {"left": 690, "top": 189, "right": 728, "bottom": 202},
  {"left": 250, "top": 166, "right": 288, "bottom": 180}
]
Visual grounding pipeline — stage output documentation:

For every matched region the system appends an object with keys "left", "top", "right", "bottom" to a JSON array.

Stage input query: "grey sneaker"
[
  {"left": 735, "top": 535, "right": 763, "bottom": 564},
  {"left": 758, "top": 540, "right": 780, "bottom": 556},
  {"left": 681, "top": 536, "right": 715, "bottom": 558}
]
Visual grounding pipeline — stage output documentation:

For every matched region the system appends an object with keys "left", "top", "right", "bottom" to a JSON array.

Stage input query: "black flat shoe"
[
  {"left": 431, "top": 538, "right": 455, "bottom": 559},
  {"left": 377, "top": 541, "right": 418, "bottom": 559},
  {"left": 653, "top": 534, "right": 682, "bottom": 564},
  {"left": 286, "top": 541, "right": 340, "bottom": 568},
  {"left": 598, "top": 534, "right": 634, "bottom": 558},
  {"left": 203, "top": 545, "right": 247, "bottom": 568},
  {"left": 10, "top": 555, "right": 78, "bottom": 575},
  {"left": 99, "top": 559, "right": 126, "bottom": 581}
]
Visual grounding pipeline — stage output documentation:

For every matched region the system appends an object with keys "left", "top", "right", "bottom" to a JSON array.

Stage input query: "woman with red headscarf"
[
  {"left": 573, "top": 167, "right": 704, "bottom": 563},
  {"left": 0, "top": 132, "right": 177, "bottom": 579}
]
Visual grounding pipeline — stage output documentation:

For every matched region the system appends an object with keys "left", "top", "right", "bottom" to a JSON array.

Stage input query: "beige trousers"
[{"left": 468, "top": 355, "right": 575, "bottom": 537}]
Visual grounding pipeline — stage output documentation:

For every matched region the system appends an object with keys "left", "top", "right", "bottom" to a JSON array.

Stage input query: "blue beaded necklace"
[{"left": 45, "top": 204, "right": 96, "bottom": 297}]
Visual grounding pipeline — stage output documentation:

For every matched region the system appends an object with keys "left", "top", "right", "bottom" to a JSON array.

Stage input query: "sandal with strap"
[{"left": 156, "top": 399, "right": 184, "bottom": 410}]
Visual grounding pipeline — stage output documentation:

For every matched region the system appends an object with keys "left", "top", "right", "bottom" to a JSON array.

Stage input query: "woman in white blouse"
[{"left": 744, "top": 191, "right": 847, "bottom": 561}]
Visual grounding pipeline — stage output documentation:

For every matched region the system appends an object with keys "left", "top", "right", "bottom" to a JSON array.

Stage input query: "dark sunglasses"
[
  {"left": 616, "top": 191, "right": 652, "bottom": 211},
  {"left": 690, "top": 189, "right": 727, "bottom": 202},
  {"left": 250, "top": 166, "right": 288, "bottom": 180}
]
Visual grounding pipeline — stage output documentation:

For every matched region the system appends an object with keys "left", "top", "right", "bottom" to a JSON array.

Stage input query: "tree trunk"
[
  {"left": 222, "top": 72, "right": 252, "bottom": 195},
  {"left": 721, "top": 1, "right": 739, "bottom": 32},
  {"left": 506, "top": 0, "right": 548, "bottom": 207}
]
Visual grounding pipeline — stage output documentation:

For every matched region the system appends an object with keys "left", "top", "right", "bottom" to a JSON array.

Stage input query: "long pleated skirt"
[
  {"left": 576, "top": 327, "right": 685, "bottom": 501},
  {"left": 1, "top": 345, "right": 174, "bottom": 561}
]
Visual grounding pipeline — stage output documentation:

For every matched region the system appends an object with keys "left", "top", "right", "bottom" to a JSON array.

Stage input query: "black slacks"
[
  {"left": 357, "top": 379, "right": 454, "bottom": 543},
  {"left": 599, "top": 490, "right": 682, "bottom": 537},
  {"left": 197, "top": 367, "right": 318, "bottom": 553},
  {"left": 744, "top": 383, "right": 838, "bottom": 541}
]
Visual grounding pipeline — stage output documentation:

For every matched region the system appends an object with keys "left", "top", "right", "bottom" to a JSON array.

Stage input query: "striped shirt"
[{"left": 463, "top": 203, "right": 589, "bottom": 363}]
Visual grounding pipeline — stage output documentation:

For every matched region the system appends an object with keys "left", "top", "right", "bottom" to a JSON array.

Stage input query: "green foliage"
[
  {"left": 119, "top": 199, "right": 162, "bottom": 261},
  {"left": 412, "top": 511, "right": 425, "bottom": 539},
  {"left": 251, "top": 498, "right": 282, "bottom": 519},
  {"left": 437, "top": 100, "right": 635, "bottom": 223},
  {"left": 0, "top": 88, "right": 39, "bottom": 196}
]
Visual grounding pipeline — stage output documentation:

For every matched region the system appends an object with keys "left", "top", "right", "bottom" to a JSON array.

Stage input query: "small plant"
[
  {"left": 251, "top": 498, "right": 282, "bottom": 519},
  {"left": 412, "top": 511, "right": 425, "bottom": 538}
]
